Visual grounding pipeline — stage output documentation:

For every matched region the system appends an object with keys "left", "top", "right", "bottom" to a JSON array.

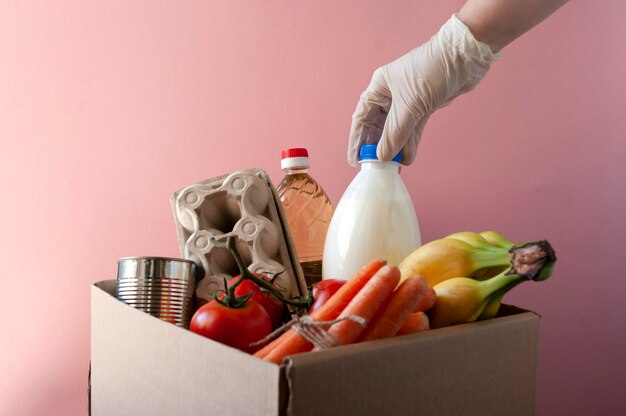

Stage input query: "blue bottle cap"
[{"left": 359, "top": 143, "right": 402, "bottom": 163}]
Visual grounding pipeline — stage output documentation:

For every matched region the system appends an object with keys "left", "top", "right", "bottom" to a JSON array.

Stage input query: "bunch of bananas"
[{"left": 398, "top": 231, "right": 556, "bottom": 329}]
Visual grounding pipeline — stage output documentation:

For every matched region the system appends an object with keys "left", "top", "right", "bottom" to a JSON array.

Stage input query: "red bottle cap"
[
  {"left": 280, "top": 148, "right": 310, "bottom": 170},
  {"left": 280, "top": 148, "right": 309, "bottom": 160}
]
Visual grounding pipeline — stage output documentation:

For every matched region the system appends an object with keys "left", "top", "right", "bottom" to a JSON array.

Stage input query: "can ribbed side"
[{"left": 115, "top": 261, "right": 195, "bottom": 328}]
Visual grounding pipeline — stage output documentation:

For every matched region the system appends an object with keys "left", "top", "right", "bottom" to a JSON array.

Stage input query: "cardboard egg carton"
[{"left": 171, "top": 168, "right": 307, "bottom": 305}]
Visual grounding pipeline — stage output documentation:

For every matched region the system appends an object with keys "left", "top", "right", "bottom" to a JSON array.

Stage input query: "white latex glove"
[{"left": 347, "top": 15, "right": 500, "bottom": 166}]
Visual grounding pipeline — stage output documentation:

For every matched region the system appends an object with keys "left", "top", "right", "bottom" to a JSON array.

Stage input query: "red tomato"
[
  {"left": 189, "top": 298, "right": 272, "bottom": 354},
  {"left": 227, "top": 276, "right": 285, "bottom": 329},
  {"left": 309, "top": 279, "right": 346, "bottom": 313}
]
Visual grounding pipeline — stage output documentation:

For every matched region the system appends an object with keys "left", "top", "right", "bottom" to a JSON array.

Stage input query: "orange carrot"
[
  {"left": 396, "top": 311, "right": 430, "bottom": 336},
  {"left": 357, "top": 275, "right": 429, "bottom": 342},
  {"left": 412, "top": 284, "right": 436, "bottom": 313},
  {"left": 256, "top": 259, "right": 386, "bottom": 362},
  {"left": 313, "top": 265, "right": 401, "bottom": 350}
]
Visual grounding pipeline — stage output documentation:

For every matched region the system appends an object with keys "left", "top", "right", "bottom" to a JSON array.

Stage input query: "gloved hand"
[{"left": 347, "top": 15, "right": 500, "bottom": 166}]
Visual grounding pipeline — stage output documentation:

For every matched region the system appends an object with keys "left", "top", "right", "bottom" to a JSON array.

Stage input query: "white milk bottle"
[{"left": 322, "top": 144, "right": 421, "bottom": 280}]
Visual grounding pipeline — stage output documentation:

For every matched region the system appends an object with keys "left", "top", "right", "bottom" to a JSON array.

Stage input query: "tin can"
[{"left": 116, "top": 257, "right": 196, "bottom": 328}]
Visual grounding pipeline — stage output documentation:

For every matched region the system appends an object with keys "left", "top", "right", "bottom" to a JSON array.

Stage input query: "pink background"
[{"left": 1, "top": 1, "right": 624, "bottom": 414}]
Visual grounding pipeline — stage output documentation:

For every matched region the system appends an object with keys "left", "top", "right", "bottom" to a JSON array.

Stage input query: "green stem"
[
  {"left": 478, "top": 270, "right": 525, "bottom": 299},
  {"left": 472, "top": 247, "right": 513, "bottom": 274},
  {"left": 477, "top": 239, "right": 557, "bottom": 314},
  {"left": 473, "top": 239, "right": 556, "bottom": 280},
  {"left": 479, "top": 231, "right": 514, "bottom": 249},
  {"left": 211, "top": 237, "right": 312, "bottom": 310},
  {"left": 220, "top": 273, "right": 248, "bottom": 308}
]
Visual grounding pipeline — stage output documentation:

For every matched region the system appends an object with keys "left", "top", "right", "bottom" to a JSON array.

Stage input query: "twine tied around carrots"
[{"left": 250, "top": 314, "right": 366, "bottom": 350}]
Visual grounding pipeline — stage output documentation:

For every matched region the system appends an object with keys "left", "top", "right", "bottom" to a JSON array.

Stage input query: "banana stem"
[
  {"left": 472, "top": 247, "right": 513, "bottom": 275},
  {"left": 470, "top": 275, "right": 523, "bottom": 322},
  {"left": 509, "top": 240, "right": 556, "bottom": 281},
  {"left": 479, "top": 231, "right": 514, "bottom": 249},
  {"left": 478, "top": 239, "right": 557, "bottom": 308},
  {"left": 478, "top": 271, "right": 525, "bottom": 299}
]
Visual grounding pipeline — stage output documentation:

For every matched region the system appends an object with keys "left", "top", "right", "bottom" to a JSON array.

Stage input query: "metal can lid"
[{"left": 117, "top": 256, "right": 196, "bottom": 281}]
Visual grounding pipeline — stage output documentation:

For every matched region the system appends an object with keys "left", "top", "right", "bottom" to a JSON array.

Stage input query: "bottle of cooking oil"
[{"left": 276, "top": 148, "right": 334, "bottom": 286}]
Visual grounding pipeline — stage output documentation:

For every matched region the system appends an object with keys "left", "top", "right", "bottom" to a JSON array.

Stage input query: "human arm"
[
  {"left": 458, "top": 0, "right": 569, "bottom": 53},
  {"left": 347, "top": 0, "right": 569, "bottom": 166}
]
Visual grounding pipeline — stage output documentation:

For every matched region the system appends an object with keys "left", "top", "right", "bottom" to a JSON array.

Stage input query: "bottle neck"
[
  {"left": 359, "top": 160, "right": 400, "bottom": 173},
  {"left": 283, "top": 167, "right": 309, "bottom": 175}
]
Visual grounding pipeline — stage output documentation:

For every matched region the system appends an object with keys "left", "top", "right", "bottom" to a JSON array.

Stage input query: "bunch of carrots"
[{"left": 255, "top": 259, "right": 435, "bottom": 364}]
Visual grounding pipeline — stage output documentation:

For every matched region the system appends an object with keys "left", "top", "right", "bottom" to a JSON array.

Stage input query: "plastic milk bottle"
[{"left": 322, "top": 144, "right": 421, "bottom": 280}]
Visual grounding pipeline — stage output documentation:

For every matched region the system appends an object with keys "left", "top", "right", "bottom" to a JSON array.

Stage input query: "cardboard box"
[{"left": 91, "top": 280, "right": 540, "bottom": 416}]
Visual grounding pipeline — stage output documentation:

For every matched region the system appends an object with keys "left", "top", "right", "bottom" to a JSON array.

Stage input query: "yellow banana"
[
  {"left": 478, "top": 294, "right": 503, "bottom": 320},
  {"left": 443, "top": 231, "right": 494, "bottom": 249},
  {"left": 428, "top": 240, "right": 556, "bottom": 329},
  {"left": 442, "top": 230, "right": 515, "bottom": 281},
  {"left": 479, "top": 231, "right": 514, "bottom": 249},
  {"left": 428, "top": 274, "right": 520, "bottom": 329},
  {"left": 398, "top": 237, "right": 512, "bottom": 287}
]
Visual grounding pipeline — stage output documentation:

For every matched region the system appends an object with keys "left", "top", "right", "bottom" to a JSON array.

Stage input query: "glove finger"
[
  {"left": 347, "top": 102, "right": 368, "bottom": 167},
  {"left": 377, "top": 102, "right": 418, "bottom": 163},
  {"left": 348, "top": 96, "right": 378, "bottom": 167},
  {"left": 401, "top": 133, "right": 419, "bottom": 166},
  {"left": 401, "top": 113, "right": 431, "bottom": 165},
  {"left": 347, "top": 72, "right": 392, "bottom": 166},
  {"left": 363, "top": 67, "right": 392, "bottom": 111}
]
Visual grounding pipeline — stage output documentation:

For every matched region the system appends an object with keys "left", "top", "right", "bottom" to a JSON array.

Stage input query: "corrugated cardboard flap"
[
  {"left": 283, "top": 310, "right": 539, "bottom": 416},
  {"left": 91, "top": 280, "right": 283, "bottom": 416}
]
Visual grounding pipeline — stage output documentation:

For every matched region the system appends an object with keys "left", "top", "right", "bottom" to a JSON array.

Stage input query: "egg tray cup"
[{"left": 171, "top": 168, "right": 308, "bottom": 306}]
